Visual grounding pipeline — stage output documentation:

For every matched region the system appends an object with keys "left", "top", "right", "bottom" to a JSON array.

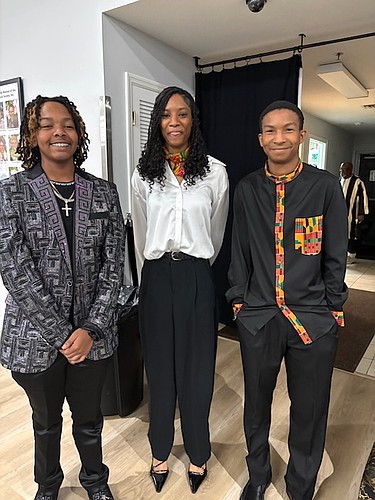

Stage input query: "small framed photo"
[{"left": 0, "top": 77, "right": 25, "bottom": 177}]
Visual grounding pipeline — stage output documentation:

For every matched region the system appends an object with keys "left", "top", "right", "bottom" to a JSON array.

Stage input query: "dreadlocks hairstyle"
[
  {"left": 137, "top": 86, "right": 209, "bottom": 189},
  {"left": 17, "top": 95, "right": 90, "bottom": 169}
]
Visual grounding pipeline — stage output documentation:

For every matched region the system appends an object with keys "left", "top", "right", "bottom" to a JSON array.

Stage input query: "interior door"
[
  {"left": 359, "top": 153, "right": 375, "bottom": 202},
  {"left": 131, "top": 85, "right": 162, "bottom": 172},
  {"left": 124, "top": 73, "right": 166, "bottom": 214},
  {"left": 358, "top": 153, "right": 375, "bottom": 253}
]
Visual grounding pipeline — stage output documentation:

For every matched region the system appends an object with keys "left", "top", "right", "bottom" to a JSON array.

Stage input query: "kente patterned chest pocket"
[{"left": 295, "top": 215, "right": 323, "bottom": 255}]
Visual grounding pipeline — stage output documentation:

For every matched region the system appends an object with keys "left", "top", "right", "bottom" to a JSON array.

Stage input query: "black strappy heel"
[{"left": 150, "top": 460, "right": 169, "bottom": 493}]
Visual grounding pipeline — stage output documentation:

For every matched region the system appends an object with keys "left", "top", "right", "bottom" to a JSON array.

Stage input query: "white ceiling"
[{"left": 107, "top": 0, "right": 375, "bottom": 133}]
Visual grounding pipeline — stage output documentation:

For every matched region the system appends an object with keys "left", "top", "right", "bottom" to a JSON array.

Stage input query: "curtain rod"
[{"left": 194, "top": 32, "right": 375, "bottom": 71}]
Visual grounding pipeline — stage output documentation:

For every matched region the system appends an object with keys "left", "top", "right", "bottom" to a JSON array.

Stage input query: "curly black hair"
[
  {"left": 137, "top": 86, "right": 209, "bottom": 188},
  {"left": 17, "top": 95, "right": 89, "bottom": 169}
]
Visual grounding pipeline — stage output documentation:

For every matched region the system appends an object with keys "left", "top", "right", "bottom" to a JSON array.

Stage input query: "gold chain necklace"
[{"left": 49, "top": 180, "right": 75, "bottom": 217}]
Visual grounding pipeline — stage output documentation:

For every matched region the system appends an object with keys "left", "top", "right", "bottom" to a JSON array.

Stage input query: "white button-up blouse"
[{"left": 131, "top": 156, "right": 229, "bottom": 270}]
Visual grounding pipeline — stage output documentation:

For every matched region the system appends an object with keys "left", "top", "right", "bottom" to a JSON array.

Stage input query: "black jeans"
[{"left": 12, "top": 353, "right": 111, "bottom": 494}]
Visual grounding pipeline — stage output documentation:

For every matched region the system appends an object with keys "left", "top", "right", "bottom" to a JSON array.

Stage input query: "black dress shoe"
[
  {"left": 87, "top": 485, "right": 114, "bottom": 500},
  {"left": 188, "top": 464, "right": 207, "bottom": 494},
  {"left": 240, "top": 479, "right": 271, "bottom": 500},
  {"left": 150, "top": 462, "right": 169, "bottom": 493},
  {"left": 34, "top": 490, "right": 59, "bottom": 500}
]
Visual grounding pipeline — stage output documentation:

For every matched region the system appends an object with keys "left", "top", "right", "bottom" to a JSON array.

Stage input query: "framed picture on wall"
[
  {"left": 0, "top": 77, "right": 24, "bottom": 179},
  {"left": 307, "top": 135, "right": 327, "bottom": 170}
]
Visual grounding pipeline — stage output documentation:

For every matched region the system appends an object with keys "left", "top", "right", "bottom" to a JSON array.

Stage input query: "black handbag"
[{"left": 118, "top": 214, "right": 139, "bottom": 321}]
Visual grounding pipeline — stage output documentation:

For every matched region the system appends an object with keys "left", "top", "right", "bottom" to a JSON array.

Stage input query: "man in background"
[{"left": 340, "top": 161, "right": 369, "bottom": 264}]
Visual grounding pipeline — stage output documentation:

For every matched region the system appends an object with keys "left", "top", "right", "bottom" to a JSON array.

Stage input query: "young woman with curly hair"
[
  {"left": 0, "top": 95, "right": 124, "bottom": 500},
  {"left": 132, "top": 86, "right": 229, "bottom": 495}
]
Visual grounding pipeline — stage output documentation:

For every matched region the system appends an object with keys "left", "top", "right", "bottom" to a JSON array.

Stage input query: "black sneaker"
[{"left": 34, "top": 491, "right": 58, "bottom": 500}]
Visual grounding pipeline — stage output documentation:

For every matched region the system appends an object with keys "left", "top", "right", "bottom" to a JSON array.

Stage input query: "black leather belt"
[{"left": 163, "top": 251, "right": 194, "bottom": 261}]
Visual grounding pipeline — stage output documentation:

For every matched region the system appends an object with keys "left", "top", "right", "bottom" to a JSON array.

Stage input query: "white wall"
[
  {"left": 102, "top": 15, "right": 196, "bottom": 213},
  {"left": 302, "top": 111, "right": 354, "bottom": 176},
  {"left": 353, "top": 132, "right": 375, "bottom": 154},
  {"left": 0, "top": 0, "right": 138, "bottom": 178},
  {"left": 101, "top": 0, "right": 139, "bottom": 9}
]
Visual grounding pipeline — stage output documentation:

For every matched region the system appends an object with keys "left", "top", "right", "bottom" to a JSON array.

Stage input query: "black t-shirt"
[{"left": 52, "top": 181, "right": 75, "bottom": 263}]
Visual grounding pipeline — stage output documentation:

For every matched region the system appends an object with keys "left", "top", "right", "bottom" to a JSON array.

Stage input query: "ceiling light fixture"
[
  {"left": 316, "top": 60, "right": 368, "bottom": 99},
  {"left": 246, "top": 0, "right": 267, "bottom": 13}
]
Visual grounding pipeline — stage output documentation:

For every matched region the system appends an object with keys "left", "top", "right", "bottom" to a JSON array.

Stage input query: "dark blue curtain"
[{"left": 196, "top": 55, "right": 301, "bottom": 326}]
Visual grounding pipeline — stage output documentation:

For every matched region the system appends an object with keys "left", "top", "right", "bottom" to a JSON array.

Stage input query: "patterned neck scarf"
[{"left": 164, "top": 146, "right": 190, "bottom": 178}]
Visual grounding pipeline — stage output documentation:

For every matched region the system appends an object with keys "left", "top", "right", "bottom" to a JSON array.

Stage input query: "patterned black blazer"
[{"left": 0, "top": 164, "right": 125, "bottom": 373}]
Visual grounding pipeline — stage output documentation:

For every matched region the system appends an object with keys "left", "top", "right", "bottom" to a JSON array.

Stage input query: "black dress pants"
[
  {"left": 237, "top": 312, "right": 338, "bottom": 500},
  {"left": 139, "top": 255, "right": 217, "bottom": 467},
  {"left": 12, "top": 353, "right": 111, "bottom": 495}
]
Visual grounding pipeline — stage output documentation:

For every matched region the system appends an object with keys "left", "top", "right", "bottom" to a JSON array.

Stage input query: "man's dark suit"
[{"left": 0, "top": 163, "right": 124, "bottom": 494}]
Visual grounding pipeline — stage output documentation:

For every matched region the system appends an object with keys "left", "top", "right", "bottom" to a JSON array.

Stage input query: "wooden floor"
[{"left": 0, "top": 337, "right": 374, "bottom": 500}]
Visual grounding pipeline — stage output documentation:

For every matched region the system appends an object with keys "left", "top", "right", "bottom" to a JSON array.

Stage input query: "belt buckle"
[{"left": 171, "top": 251, "right": 182, "bottom": 261}]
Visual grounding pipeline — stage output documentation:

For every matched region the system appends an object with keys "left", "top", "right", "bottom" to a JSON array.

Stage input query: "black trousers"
[
  {"left": 237, "top": 312, "right": 338, "bottom": 500},
  {"left": 12, "top": 353, "right": 111, "bottom": 495},
  {"left": 139, "top": 255, "right": 217, "bottom": 467}
]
